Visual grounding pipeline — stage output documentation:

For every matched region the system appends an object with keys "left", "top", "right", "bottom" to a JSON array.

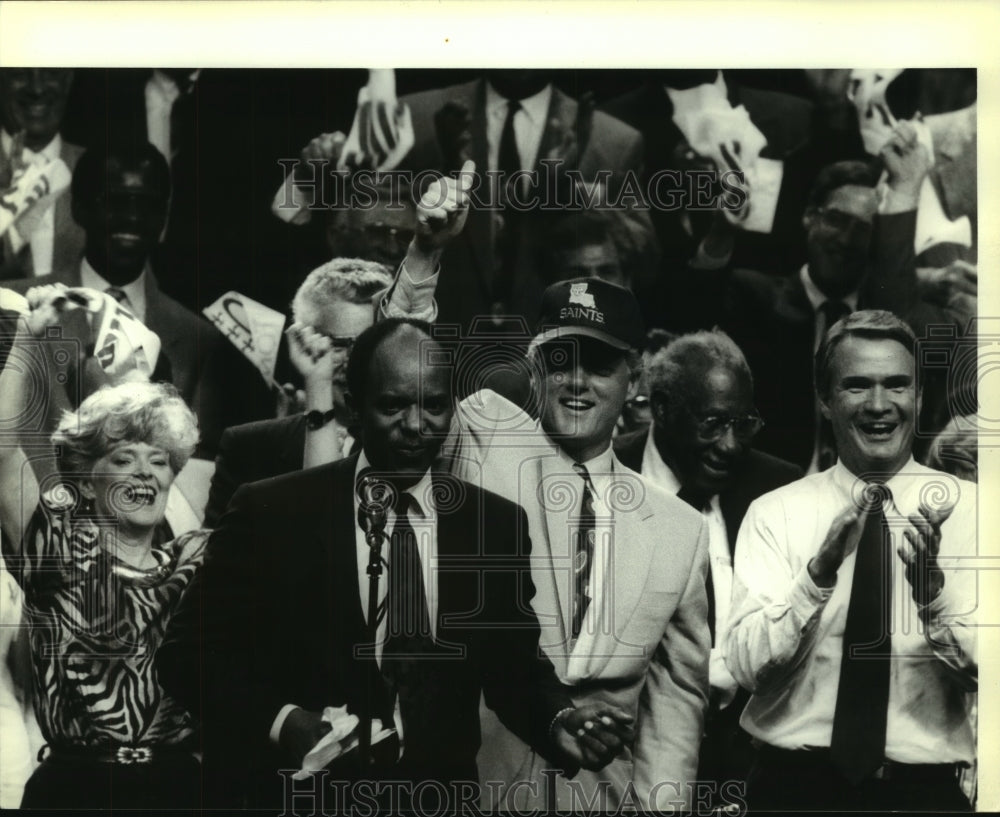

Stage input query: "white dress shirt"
[
  {"left": 726, "top": 458, "right": 977, "bottom": 765},
  {"left": 484, "top": 81, "right": 552, "bottom": 175},
  {"left": 79, "top": 257, "right": 148, "bottom": 324},
  {"left": 639, "top": 428, "right": 739, "bottom": 708},
  {"left": 270, "top": 453, "right": 438, "bottom": 749},
  {"left": 2, "top": 129, "right": 62, "bottom": 277}
]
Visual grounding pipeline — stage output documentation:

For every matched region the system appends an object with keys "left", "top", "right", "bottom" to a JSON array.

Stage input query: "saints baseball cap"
[{"left": 529, "top": 277, "right": 645, "bottom": 353}]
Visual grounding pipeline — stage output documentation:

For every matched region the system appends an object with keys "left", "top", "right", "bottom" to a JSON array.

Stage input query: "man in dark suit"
[
  {"left": 4, "top": 139, "right": 272, "bottom": 457},
  {"left": 0, "top": 68, "right": 85, "bottom": 281},
  {"left": 160, "top": 317, "right": 632, "bottom": 810},
  {"left": 613, "top": 329, "right": 801, "bottom": 801},
  {"left": 404, "top": 70, "right": 655, "bottom": 331},
  {"left": 681, "top": 120, "right": 936, "bottom": 471}
]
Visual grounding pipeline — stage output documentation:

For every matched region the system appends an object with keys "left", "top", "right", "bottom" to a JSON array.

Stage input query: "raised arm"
[{"left": 380, "top": 160, "right": 474, "bottom": 322}]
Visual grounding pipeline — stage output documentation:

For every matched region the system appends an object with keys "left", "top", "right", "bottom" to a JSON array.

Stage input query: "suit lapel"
[
  {"left": 537, "top": 454, "right": 576, "bottom": 670},
  {"left": 584, "top": 462, "right": 655, "bottom": 675}
]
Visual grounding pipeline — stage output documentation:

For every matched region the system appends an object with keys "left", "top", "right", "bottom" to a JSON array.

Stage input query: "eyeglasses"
[
  {"left": 314, "top": 331, "right": 357, "bottom": 352},
  {"left": 695, "top": 413, "right": 764, "bottom": 441},
  {"left": 815, "top": 208, "right": 874, "bottom": 236}
]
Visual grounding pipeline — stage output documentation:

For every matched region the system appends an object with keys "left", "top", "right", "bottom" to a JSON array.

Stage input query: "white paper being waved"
[
  {"left": 677, "top": 104, "right": 781, "bottom": 233},
  {"left": 339, "top": 69, "right": 414, "bottom": 172},
  {"left": 0, "top": 153, "right": 72, "bottom": 248},
  {"left": 848, "top": 69, "right": 904, "bottom": 156},
  {"left": 293, "top": 705, "right": 395, "bottom": 780},
  {"left": 202, "top": 292, "right": 286, "bottom": 388},
  {"left": 53, "top": 288, "right": 161, "bottom": 379}
]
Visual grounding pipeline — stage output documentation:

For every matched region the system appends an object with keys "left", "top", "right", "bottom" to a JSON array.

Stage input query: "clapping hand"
[{"left": 899, "top": 503, "right": 953, "bottom": 606}]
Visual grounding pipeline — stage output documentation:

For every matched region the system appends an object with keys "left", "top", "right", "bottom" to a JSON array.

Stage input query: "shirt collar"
[
  {"left": 642, "top": 426, "right": 723, "bottom": 510},
  {"left": 829, "top": 455, "right": 919, "bottom": 512},
  {"left": 149, "top": 68, "right": 201, "bottom": 99},
  {"left": 79, "top": 257, "right": 148, "bottom": 321},
  {"left": 485, "top": 81, "right": 552, "bottom": 128},
  {"left": 354, "top": 451, "right": 435, "bottom": 518},
  {"left": 2, "top": 128, "right": 61, "bottom": 162},
  {"left": 665, "top": 70, "right": 727, "bottom": 115},
  {"left": 800, "top": 264, "right": 858, "bottom": 313}
]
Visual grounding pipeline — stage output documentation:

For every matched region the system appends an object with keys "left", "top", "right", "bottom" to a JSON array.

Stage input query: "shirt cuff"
[
  {"left": 380, "top": 263, "right": 439, "bottom": 323},
  {"left": 879, "top": 186, "right": 920, "bottom": 216},
  {"left": 789, "top": 564, "right": 835, "bottom": 620},
  {"left": 270, "top": 703, "right": 302, "bottom": 745},
  {"left": 271, "top": 175, "right": 313, "bottom": 226}
]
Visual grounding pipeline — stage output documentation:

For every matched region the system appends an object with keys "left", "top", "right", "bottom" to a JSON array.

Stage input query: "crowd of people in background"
[{"left": 0, "top": 67, "right": 980, "bottom": 812}]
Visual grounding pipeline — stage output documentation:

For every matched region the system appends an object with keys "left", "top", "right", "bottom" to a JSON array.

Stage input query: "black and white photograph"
[{"left": 0, "top": 2, "right": 994, "bottom": 813}]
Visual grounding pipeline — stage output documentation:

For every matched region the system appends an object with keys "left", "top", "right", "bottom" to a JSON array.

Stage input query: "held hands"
[
  {"left": 808, "top": 505, "right": 866, "bottom": 588},
  {"left": 278, "top": 708, "right": 332, "bottom": 765},
  {"left": 414, "top": 159, "right": 475, "bottom": 252},
  {"left": 881, "top": 119, "right": 931, "bottom": 200},
  {"left": 899, "top": 503, "right": 953, "bottom": 606},
  {"left": 24, "top": 283, "right": 82, "bottom": 337},
  {"left": 552, "top": 703, "right": 634, "bottom": 771}
]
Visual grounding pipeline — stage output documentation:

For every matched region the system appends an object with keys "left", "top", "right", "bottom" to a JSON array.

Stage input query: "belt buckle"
[{"left": 115, "top": 746, "right": 153, "bottom": 765}]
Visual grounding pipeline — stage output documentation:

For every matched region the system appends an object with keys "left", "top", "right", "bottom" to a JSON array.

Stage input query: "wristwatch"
[{"left": 304, "top": 408, "right": 338, "bottom": 431}]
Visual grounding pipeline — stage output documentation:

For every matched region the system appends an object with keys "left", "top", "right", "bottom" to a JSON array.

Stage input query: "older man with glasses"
[{"left": 613, "top": 329, "right": 802, "bottom": 802}]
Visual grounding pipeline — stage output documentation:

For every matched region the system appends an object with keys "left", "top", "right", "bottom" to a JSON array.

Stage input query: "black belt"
[
  {"left": 755, "top": 743, "right": 962, "bottom": 784},
  {"left": 40, "top": 742, "right": 195, "bottom": 766}
]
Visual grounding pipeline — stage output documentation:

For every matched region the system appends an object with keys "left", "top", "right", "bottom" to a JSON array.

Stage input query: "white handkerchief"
[
  {"left": 294, "top": 705, "right": 395, "bottom": 780},
  {"left": 741, "top": 157, "right": 784, "bottom": 234}
]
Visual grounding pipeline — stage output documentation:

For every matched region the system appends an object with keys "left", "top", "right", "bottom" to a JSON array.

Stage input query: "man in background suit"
[
  {"left": 0, "top": 68, "right": 85, "bottom": 281},
  {"left": 613, "top": 329, "right": 802, "bottom": 798},
  {"left": 160, "top": 317, "right": 631, "bottom": 809},
  {"left": 682, "top": 120, "right": 933, "bottom": 471}
]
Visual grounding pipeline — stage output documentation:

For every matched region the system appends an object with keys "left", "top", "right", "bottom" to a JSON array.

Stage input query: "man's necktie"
[
  {"left": 571, "top": 463, "right": 596, "bottom": 639},
  {"left": 677, "top": 485, "right": 716, "bottom": 645},
  {"left": 494, "top": 100, "right": 522, "bottom": 313},
  {"left": 829, "top": 483, "right": 893, "bottom": 784},
  {"left": 382, "top": 491, "right": 435, "bottom": 740},
  {"left": 816, "top": 300, "right": 852, "bottom": 471}
]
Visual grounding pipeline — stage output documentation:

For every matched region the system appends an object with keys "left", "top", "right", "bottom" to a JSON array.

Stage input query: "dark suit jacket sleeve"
[
  {"left": 470, "top": 498, "right": 576, "bottom": 769},
  {"left": 203, "top": 424, "right": 251, "bottom": 529},
  {"left": 160, "top": 482, "right": 288, "bottom": 748}
]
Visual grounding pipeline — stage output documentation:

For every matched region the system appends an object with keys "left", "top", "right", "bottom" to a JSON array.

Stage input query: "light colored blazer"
[{"left": 444, "top": 389, "right": 710, "bottom": 810}]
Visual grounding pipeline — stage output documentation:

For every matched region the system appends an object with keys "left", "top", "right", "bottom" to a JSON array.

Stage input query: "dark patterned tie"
[
  {"left": 571, "top": 463, "right": 596, "bottom": 639},
  {"left": 829, "top": 483, "right": 893, "bottom": 784},
  {"left": 494, "top": 99, "right": 523, "bottom": 313},
  {"left": 382, "top": 491, "right": 436, "bottom": 741},
  {"left": 677, "top": 485, "right": 716, "bottom": 645},
  {"left": 816, "top": 300, "right": 852, "bottom": 471}
]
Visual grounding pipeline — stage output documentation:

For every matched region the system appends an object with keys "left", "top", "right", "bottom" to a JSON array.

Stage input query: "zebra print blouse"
[{"left": 13, "top": 491, "right": 208, "bottom": 750}]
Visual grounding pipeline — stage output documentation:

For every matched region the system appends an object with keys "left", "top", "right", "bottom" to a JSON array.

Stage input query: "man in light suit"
[
  {"left": 0, "top": 68, "right": 85, "bottom": 281},
  {"left": 160, "top": 317, "right": 631, "bottom": 809}
]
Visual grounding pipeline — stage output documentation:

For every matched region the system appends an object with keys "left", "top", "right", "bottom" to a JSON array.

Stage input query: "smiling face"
[
  {"left": 83, "top": 441, "right": 175, "bottom": 532},
  {"left": 655, "top": 364, "right": 756, "bottom": 500},
  {"left": 0, "top": 68, "right": 73, "bottom": 151},
  {"left": 804, "top": 184, "right": 878, "bottom": 299},
  {"left": 820, "top": 335, "right": 918, "bottom": 478},
  {"left": 536, "top": 337, "right": 635, "bottom": 463},
  {"left": 77, "top": 154, "right": 169, "bottom": 285},
  {"left": 359, "top": 326, "right": 453, "bottom": 484}
]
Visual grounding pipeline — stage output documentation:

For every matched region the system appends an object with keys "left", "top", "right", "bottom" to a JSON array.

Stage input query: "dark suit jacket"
[
  {"left": 679, "top": 210, "right": 938, "bottom": 469},
  {"left": 602, "top": 79, "right": 813, "bottom": 290},
  {"left": 160, "top": 454, "right": 573, "bottom": 808},
  {"left": 399, "top": 78, "right": 653, "bottom": 330},
  {"left": 203, "top": 413, "right": 306, "bottom": 528},
  {"left": 613, "top": 429, "right": 803, "bottom": 556},
  {"left": 0, "top": 138, "right": 86, "bottom": 281}
]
